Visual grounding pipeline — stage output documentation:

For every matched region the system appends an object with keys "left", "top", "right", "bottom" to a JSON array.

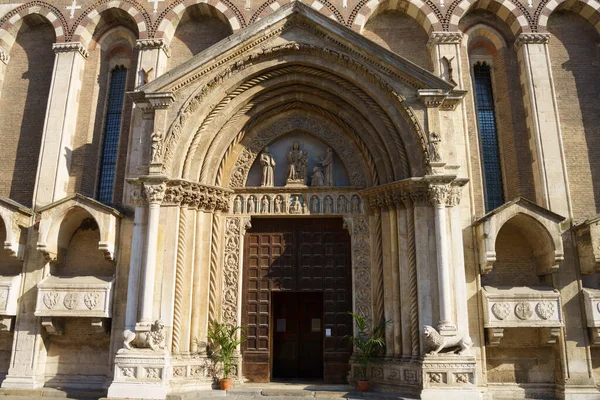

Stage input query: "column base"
[
  {"left": 421, "top": 354, "right": 481, "bottom": 400},
  {"left": 1, "top": 374, "right": 43, "bottom": 390},
  {"left": 556, "top": 384, "right": 600, "bottom": 400},
  {"left": 106, "top": 349, "right": 170, "bottom": 400}
]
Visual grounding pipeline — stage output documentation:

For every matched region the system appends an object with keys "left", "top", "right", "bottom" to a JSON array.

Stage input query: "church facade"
[{"left": 0, "top": 0, "right": 599, "bottom": 399}]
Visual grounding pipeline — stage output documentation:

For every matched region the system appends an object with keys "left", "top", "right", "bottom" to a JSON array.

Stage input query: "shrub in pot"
[
  {"left": 344, "top": 312, "right": 388, "bottom": 392},
  {"left": 207, "top": 321, "right": 245, "bottom": 390}
]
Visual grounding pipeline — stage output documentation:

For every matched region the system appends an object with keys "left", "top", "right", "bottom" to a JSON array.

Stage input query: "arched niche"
[
  {"left": 37, "top": 194, "right": 122, "bottom": 265},
  {"left": 474, "top": 198, "right": 565, "bottom": 276},
  {"left": 245, "top": 132, "right": 351, "bottom": 188}
]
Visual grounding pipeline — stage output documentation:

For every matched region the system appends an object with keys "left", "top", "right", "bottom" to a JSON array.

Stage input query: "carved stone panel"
[
  {"left": 35, "top": 276, "right": 114, "bottom": 318},
  {"left": 0, "top": 275, "right": 21, "bottom": 316}
]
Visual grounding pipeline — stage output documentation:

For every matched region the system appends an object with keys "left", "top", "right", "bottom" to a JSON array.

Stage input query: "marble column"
[
  {"left": 515, "top": 33, "right": 570, "bottom": 217},
  {"left": 429, "top": 184, "right": 456, "bottom": 334},
  {"left": 137, "top": 180, "right": 166, "bottom": 329},
  {"left": 124, "top": 182, "right": 146, "bottom": 331},
  {"left": 33, "top": 42, "right": 88, "bottom": 207}
]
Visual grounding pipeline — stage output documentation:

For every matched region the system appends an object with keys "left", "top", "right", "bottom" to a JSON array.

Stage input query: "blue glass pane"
[
  {"left": 473, "top": 62, "right": 504, "bottom": 212},
  {"left": 97, "top": 66, "right": 127, "bottom": 205}
]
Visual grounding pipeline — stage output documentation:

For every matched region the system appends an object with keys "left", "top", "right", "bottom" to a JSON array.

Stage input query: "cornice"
[
  {"left": 428, "top": 31, "right": 462, "bottom": 47},
  {"left": 52, "top": 42, "right": 89, "bottom": 59}
]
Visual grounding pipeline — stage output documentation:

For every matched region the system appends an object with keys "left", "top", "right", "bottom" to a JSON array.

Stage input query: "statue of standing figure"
[
  {"left": 260, "top": 147, "right": 276, "bottom": 187},
  {"left": 319, "top": 147, "right": 334, "bottom": 186},
  {"left": 286, "top": 142, "right": 307, "bottom": 185}
]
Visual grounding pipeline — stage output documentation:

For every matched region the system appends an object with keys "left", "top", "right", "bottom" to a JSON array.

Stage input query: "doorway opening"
[
  {"left": 272, "top": 292, "right": 323, "bottom": 379},
  {"left": 241, "top": 218, "right": 352, "bottom": 383}
]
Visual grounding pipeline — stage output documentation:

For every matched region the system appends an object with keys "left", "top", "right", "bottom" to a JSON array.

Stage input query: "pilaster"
[
  {"left": 135, "top": 39, "right": 170, "bottom": 89},
  {"left": 515, "top": 33, "right": 571, "bottom": 218},
  {"left": 428, "top": 32, "right": 463, "bottom": 89},
  {"left": 0, "top": 47, "right": 9, "bottom": 99},
  {"left": 33, "top": 42, "right": 88, "bottom": 207}
]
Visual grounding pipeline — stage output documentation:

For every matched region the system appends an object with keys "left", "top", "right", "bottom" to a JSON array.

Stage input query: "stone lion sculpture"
[
  {"left": 423, "top": 325, "right": 472, "bottom": 355},
  {"left": 123, "top": 320, "right": 166, "bottom": 351}
]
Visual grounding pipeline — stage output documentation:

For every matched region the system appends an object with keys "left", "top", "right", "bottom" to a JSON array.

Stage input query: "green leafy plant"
[
  {"left": 344, "top": 312, "right": 389, "bottom": 381},
  {"left": 207, "top": 321, "right": 246, "bottom": 379}
]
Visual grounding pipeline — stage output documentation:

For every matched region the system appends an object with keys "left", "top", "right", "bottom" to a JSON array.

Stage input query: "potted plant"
[
  {"left": 207, "top": 320, "right": 246, "bottom": 390},
  {"left": 344, "top": 312, "right": 388, "bottom": 393}
]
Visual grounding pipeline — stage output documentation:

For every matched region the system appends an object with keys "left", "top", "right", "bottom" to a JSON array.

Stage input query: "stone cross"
[
  {"left": 66, "top": 0, "right": 81, "bottom": 19},
  {"left": 148, "top": 0, "right": 164, "bottom": 13}
]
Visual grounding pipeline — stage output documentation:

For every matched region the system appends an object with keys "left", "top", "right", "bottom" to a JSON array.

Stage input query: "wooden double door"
[{"left": 242, "top": 218, "right": 352, "bottom": 383}]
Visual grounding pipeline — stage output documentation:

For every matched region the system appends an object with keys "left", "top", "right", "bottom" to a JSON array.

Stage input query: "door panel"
[{"left": 242, "top": 218, "right": 351, "bottom": 383}]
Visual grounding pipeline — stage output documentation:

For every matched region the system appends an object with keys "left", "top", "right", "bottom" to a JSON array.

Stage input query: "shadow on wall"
[{"left": 1, "top": 17, "right": 55, "bottom": 207}]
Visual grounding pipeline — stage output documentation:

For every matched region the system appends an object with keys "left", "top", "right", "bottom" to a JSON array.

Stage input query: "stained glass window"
[
  {"left": 97, "top": 66, "right": 127, "bottom": 205},
  {"left": 473, "top": 61, "right": 504, "bottom": 212}
]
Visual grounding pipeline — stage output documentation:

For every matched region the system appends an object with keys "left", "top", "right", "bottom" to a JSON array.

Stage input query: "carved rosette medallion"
[
  {"left": 173, "top": 366, "right": 186, "bottom": 378},
  {"left": 515, "top": 302, "right": 533, "bottom": 320},
  {"left": 222, "top": 218, "right": 242, "bottom": 326},
  {"left": 145, "top": 367, "right": 160, "bottom": 379},
  {"left": 455, "top": 373, "right": 470, "bottom": 384},
  {"left": 84, "top": 292, "right": 100, "bottom": 310},
  {"left": 120, "top": 367, "right": 135, "bottom": 378},
  {"left": 491, "top": 302, "right": 511, "bottom": 320},
  {"left": 535, "top": 301, "right": 555, "bottom": 320},
  {"left": 43, "top": 292, "right": 59, "bottom": 309},
  {"left": 63, "top": 293, "right": 79, "bottom": 310},
  {"left": 429, "top": 372, "right": 443, "bottom": 383},
  {"left": 351, "top": 216, "right": 373, "bottom": 328}
]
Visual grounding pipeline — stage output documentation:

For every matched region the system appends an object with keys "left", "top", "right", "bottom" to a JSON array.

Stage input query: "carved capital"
[
  {"left": 515, "top": 33, "right": 551, "bottom": 49},
  {"left": 144, "top": 183, "right": 166, "bottom": 204},
  {"left": 410, "top": 186, "right": 430, "bottom": 206},
  {"left": 447, "top": 186, "right": 462, "bottom": 207},
  {"left": 162, "top": 180, "right": 231, "bottom": 212},
  {"left": 136, "top": 38, "right": 171, "bottom": 58},
  {"left": 429, "top": 184, "right": 450, "bottom": 207},
  {"left": 52, "top": 42, "right": 89, "bottom": 59},
  {"left": 428, "top": 31, "right": 462, "bottom": 46}
]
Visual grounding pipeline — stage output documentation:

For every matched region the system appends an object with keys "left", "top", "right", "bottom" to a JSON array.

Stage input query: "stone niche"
[
  {"left": 582, "top": 288, "right": 600, "bottom": 345},
  {"left": 35, "top": 275, "right": 114, "bottom": 335},
  {"left": 482, "top": 286, "right": 563, "bottom": 347}
]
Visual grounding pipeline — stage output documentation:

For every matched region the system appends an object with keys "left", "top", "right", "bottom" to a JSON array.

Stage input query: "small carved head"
[{"left": 423, "top": 325, "right": 435, "bottom": 338}]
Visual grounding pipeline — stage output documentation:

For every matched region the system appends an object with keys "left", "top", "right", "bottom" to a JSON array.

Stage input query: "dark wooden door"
[
  {"left": 272, "top": 292, "right": 323, "bottom": 379},
  {"left": 242, "top": 218, "right": 352, "bottom": 383}
]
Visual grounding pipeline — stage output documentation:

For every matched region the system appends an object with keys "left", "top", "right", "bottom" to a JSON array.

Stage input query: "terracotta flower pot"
[
  {"left": 219, "top": 378, "right": 232, "bottom": 390},
  {"left": 357, "top": 380, "right": 370, "bottom": 392}
]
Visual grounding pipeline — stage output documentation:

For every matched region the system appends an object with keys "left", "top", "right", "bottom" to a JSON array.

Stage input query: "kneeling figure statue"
[{"left": 423, "top": 325, "right": 472, "bottom": 355}]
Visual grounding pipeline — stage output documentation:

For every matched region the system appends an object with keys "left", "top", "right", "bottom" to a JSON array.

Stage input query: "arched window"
[
  {"left": 97, "top": 65, "right": 127, "bottom": 205},
  {"left": 473, "top": 61, "right": 504, "bottom": 211}
]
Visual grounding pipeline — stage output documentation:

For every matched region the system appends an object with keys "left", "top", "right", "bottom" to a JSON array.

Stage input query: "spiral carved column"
[{"left": 171, "top": 208, "right": 187, "bottom": 353}]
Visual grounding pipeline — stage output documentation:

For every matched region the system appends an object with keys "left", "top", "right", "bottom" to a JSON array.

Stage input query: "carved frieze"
[
  {"left": 231, "top": 190, "right": 362, "bottom": 216},
  {"left": 35, "top": 276, "right": 114, "bottom": 319},
  {"left": 222, "top": 218, "right": 243, "bottom": 327},
  {"left": 482, "top": 286, "right": 563, "bottom": 346},
  {"left": 161, "top": 179, "right": 232, "bottom": 212}
]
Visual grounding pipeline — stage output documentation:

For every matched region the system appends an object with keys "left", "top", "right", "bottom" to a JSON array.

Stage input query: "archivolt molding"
[
  {"left": 446, "top": 0, "right": 532, "bottom": 35},
  {"left": 160, "top": 42, "right": 431, "bottom": 180},
  {"left": 349, "top": 0, "right": 442, "bottom": 34},
  {"left": 202, "top": 81, "right": 393, "bottom": 187},
  {"left": 537, "top": 0, "right": 600, "bottom": 32}
]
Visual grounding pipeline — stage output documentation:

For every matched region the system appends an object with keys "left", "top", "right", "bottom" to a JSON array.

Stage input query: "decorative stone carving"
[
  {"left": 0, "top": 275, "right": 21, "bottom": 332},
  {"left": 423, "top": 325, "right": 472, "bottom": 355},
  {"left": 0, "top": 198, "right": 32, "bottom": 260},
  {"left": 482, "top": 286, "right": 563, "bottom": 346},
  {"left": 36, "top": 194, "right": 122, "bottom": 263},
  {"left": 473, "top": 198, "right": 565, "bottom": 275},
  {"left": 351, "top": 216, "right": 373, "bottom": 328},
  {"left": 311, "top": 166, "right": 325, "bottom": 187},
  {"left": 150, "top": 131, "right": 163, "bottom": 164},
  {"left": 574, "top": 215, "right": 600, "bottom": 274},
  {"left": 421, "top": 354, "right": 478, "bottom": 395},
  {"left": 318, "top": 147, "right": 334, "bottom": 186},
  {"left": 231, "top": 190, "right": 362, "bottom": 216},
  {"left": 286, "top": 142, "right": 308, "bottom": 186},
  {"left": 228, "top": 116, "right": 367, "bottom": 188},
  {"left": 161, "top": 179, "right": 232, "bottom": 212},
  {"left": 35, "top": 276, "right": 114, "bottom": 326},
  {"left": 123, "top": 320, "right": 166, "bottom": 351},
  {"left": 260, "top": 147, "right": 276, "bottom": 187},
  {"left": 428, "top": 132, "right": 441, "bottom": 162},
  {"left": 222, "top": 218, "right": 243, "bottom": 327},
  {"left": 143, "top": 182, "right": 167, "bottom": 204}
]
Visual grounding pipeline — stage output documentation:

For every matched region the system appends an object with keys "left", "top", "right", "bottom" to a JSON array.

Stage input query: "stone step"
[{"left": 170, "top": 388, "right": 415, "bottom": 400}]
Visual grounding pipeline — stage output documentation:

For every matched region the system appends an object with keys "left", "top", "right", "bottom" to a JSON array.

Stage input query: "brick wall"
[
  {"left": 362, "top": 11, "right": 432, "bottom": 71},
  {"left": 548, "top": 11, "right": 600, "bottom": 221},
  {"left": 168, "top": 17, "right": 233, "bottom": 70},
  {"left": 0, "top": 20, "right": 55, "bottom": 207}
]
